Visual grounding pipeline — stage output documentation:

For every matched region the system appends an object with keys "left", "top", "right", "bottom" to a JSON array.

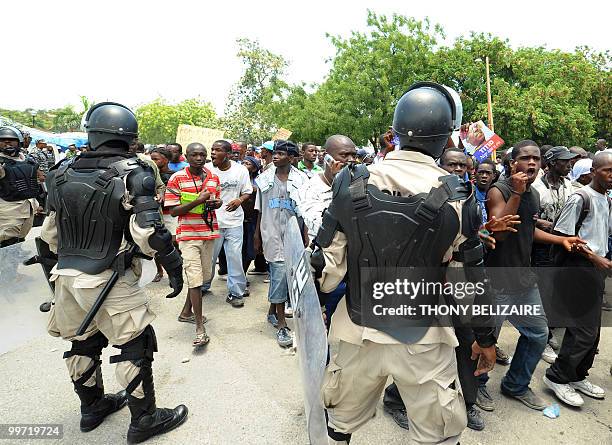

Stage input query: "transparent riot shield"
[{"left": 283, "top": 216, "right": 328, "bottom": 445}]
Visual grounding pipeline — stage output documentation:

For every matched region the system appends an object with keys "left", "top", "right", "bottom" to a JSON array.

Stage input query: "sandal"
[
  {"left": 193, "top": 331, "right": 210, "bottom": 347},
  {"left": 152, "top": 272, "right": 163, "bottom": 282},
  {"left": 178, "top": 315, "right": 208, "bottom": 324}
]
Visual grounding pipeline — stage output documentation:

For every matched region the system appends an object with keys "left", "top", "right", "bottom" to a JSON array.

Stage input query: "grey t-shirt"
[
  {"left": 555, "top": 185, "right": 612, "bottom": 257},
  {"left": 255, "top": 175, "right": 298, "bottom": 262}
]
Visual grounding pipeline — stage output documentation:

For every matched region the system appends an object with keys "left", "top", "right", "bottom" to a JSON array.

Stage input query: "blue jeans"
[
  {"left": 321, "top": 282, "right": 346, "bottom": 330},
  {"left": 268, "top": 261, "right": 288, "bottom": 304},
  {"left": 493, "top": 285, "right": 549, "bottom": 396},
  {"left": 209, "top": 226, "right": 247, "bottom": 297}
]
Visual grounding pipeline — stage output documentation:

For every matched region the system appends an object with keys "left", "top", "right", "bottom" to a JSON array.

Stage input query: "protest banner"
[
  {"left": 272, "top": 127, "right": 292, "bottom": 141},
  {"left": 176, "top": 124, "right": 225, "bottom": 158},
  {"left": 459, "top": 121, "right": 504, "bottom": 162}
]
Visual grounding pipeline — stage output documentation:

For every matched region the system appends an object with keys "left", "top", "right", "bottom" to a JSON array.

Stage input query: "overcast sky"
[{"left": 6, "top": 0, "right": 610, "bottom": 115}]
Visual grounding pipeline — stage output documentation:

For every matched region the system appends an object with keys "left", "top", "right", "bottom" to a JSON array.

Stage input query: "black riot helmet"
[
  {"left": 0, "top": 126, "right": 24, "bottom": 156},
  {"left": 392, "top": 82, "right": 462, "bottom": 159},
  {"left": 82, "top": 102, "right": 138, "bottom": 150}
]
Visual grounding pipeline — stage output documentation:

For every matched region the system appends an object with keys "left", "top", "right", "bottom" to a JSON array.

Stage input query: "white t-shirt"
[
  {"left": 555, "top": 185, "right": 612, "bottom": 257},
  {"left": 205, "top": 161, "right": 253, "bottom": 228}
]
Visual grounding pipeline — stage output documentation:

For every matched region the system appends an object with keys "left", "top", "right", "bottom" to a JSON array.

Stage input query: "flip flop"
[
  {"left": 193, "top": 331, "right": 210, "bottom": 347},
  {"left": 178, "top": 315, "right": 208, "bottom": 324}
]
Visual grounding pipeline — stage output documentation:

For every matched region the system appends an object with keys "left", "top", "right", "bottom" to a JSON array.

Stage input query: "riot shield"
[
  {"left": 0, "top": 238, "right": 53, "bottom": 354},
  {"left": 283, "top": 216, "right": 328, "bottom": 445}
]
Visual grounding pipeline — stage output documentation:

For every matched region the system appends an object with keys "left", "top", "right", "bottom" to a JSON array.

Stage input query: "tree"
[
  {"left": 135, "top": 98, "right": 219, "bottom": 144},
  {"left": 223, "top": 38, "right": 288, "bottom": 142},
  {"left": 294, "top": 11, "right": 443, "bottom": 147}
]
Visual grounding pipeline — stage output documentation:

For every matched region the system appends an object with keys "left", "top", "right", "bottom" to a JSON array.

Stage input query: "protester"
[
  {"left": 230, "top": 143, "right": 242, "bottom": 162},
  {"left": 440, "top": 148, "right": 468, "bottom": 178},
  {"left": 240, "top": 156, "right": 261, "bottom": 276},
  {"left": 260, "top": 141, "right": 274, "bottom": 170},
  {"left": 205, "top": 140, "right": 253, "bottom": 306},
  {"left": 595, "top": 139, "right": 607, "bottom": 151},
  {"left": 150, "top": 147, "right": 176, "bottom": 282},
  {"left": 474, "top": 159, "right": 496, "bottom": 226},
  {"left": 373, "top": 129, "right": 394, "bottom": 164},
  {"left": 316, "top": 146, "right": 325, "bottom": 168},
  {"left": 64, "top": 143, "right": 80, "bottom": 160},
  {"left": 297, "top": 142, "right": 323, "bottom": 178},
  {"left": 483, "top": 140, "right": 584, "bottom": 411},
  {"left": 167, "top": 143, "right": 189, "bottom": 172},
  {"left": 532, "top": 146, "right": 579, "bottom": 363},
  {"left": 234, "top": 141, "right": 248, "bottom": 161},
  {"left": 254, "top": 140, "right": 308, "bottom": 347},
  {"left": 570, "top": 158, "right": 594, "bottom": 189},
  {"left": 165, "top": 143, "right": 222, "bottom": 346},
  {"left": 543, "top": 150, "right": 612, "bottom": 406}
]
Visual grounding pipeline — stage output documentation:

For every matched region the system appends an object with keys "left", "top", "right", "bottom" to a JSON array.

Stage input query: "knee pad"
[
  {"left": 63, "top": 331, "right": 109, "bottom": 387},
  {"left": 110, "top": 325, "right": 158, "bottom": 396}
]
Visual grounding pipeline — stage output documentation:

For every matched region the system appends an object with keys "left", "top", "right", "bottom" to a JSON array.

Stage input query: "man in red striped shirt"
[{"left": 165, "top": 143, "right": 222, "bottom": 347}]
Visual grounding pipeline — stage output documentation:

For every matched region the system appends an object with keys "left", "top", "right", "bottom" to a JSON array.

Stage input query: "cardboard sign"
[
  {"left": 460, "top": 121, "right": 504, "bottom": 161},
  {"left": 175, "top": 125, "right": 225, "bottom": 155},
  {"left": 272, "top": 127, "right": 292, "bottom": 141}
]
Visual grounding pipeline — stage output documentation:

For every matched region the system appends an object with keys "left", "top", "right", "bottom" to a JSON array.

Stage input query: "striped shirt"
[{"left": 165, "top": 167, "right": 221, "bottom": 242}]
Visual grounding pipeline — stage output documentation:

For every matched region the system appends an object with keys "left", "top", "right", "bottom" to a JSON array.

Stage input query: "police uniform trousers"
[
  {"left": 323, "top": 340, "right": 467, "bottom": 444},
  {"left": 0, "top": 199, "right": 35, "bottom": 243},
  {"left": 47, "top": 264, "right": 155, "bottom": 398}
]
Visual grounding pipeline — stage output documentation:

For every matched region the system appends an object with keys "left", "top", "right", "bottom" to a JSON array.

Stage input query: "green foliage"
[
  {"left": 263, "top": 12, "right": 610, "bottom": 150},
  {"left": 223, "top": 38, "right": 288, "bottom": 143},
  {"left": 135, "top": 98, "right": 219, "bottom": 144}
]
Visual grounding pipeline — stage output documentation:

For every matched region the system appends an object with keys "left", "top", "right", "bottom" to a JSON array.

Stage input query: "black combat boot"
[
  {"left": 75, "top": 384, "right": 128, "bottom": 432},
  {"left": 126, "top": 394, "right": 188, "bottom": 444}
]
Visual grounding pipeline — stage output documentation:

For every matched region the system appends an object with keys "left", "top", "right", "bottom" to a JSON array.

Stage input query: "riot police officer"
[
  {"left": 0, "top": 126, "right": 40, "bottom": 247},
  {"left": 316, "top": 82, "right": 497, "bottom": 444},
  {"left": 40, "top": 103, "right": 187, "bottom": 443}
]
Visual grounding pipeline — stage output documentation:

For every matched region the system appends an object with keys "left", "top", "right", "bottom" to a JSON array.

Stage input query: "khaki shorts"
[
  {"left": 179, "top": 239, "right": 215, "bottom": 289},
  {"left": 323, "top": 340, "right": 467, "bottom": 444},
  {"left": 163, "top": 213, "right": 178, "bottom": 236}
]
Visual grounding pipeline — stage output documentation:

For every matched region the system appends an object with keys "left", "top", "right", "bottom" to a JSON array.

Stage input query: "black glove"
[
  {"left": 311, "top": 247, "right": 325, "bottom": 279},
  {"left": 166, "top": 265, "right": 183, "bottom": 299},
  {"left": 156, "top": 248, "right": 183, "bottom": 298}
]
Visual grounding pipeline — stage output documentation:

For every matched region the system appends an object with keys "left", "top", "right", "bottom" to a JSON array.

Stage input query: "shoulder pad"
[
  {"left": 110, "top": 158, "right": 149, "bottom": 177},
  {"left": 49, "top": 157, "right": 70, "bottom": 172},
  {"left": 438, "top": 175, "right": 471, "bottom": 202},
  {"left": 331, "top": 163, "right": 369, "bottom": 198}
]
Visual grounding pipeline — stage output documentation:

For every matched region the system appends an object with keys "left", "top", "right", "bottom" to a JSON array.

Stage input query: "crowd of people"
[{"left": 0, "top": 87, "right": 610, "bottom": 444}]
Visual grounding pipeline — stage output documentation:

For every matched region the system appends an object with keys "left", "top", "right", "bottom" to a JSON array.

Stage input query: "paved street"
[{"left": 0, "top": 255, "right": 610, "bottom": 445}]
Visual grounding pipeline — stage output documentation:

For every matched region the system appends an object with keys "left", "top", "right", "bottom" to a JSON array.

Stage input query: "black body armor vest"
[
  {"left": 0, "top": 158, "right": 40, "bottom": 201},
  {"left": 46, "top": 154, "right": 149, "bottom": 274},
  {"left": 317, "top": 164, "right": 473, "bottom": 342}
]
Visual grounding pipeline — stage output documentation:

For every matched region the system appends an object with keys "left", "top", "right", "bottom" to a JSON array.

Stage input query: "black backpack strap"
[{"left": 573, "top": 188, "right": 591, "bottom": 233}]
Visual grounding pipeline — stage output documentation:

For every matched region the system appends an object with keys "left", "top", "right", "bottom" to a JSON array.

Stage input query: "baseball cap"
[
  {"left": 544, "top": 146, "right": 579, "bottom": 162},
  {"left": 262, "top": 141, "right": 274, "bottom": 151}
]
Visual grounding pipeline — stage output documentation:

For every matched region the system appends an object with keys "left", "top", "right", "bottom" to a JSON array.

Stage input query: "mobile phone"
[{"left": 324, "top": 153, "right": 335, "bottom": 167}]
